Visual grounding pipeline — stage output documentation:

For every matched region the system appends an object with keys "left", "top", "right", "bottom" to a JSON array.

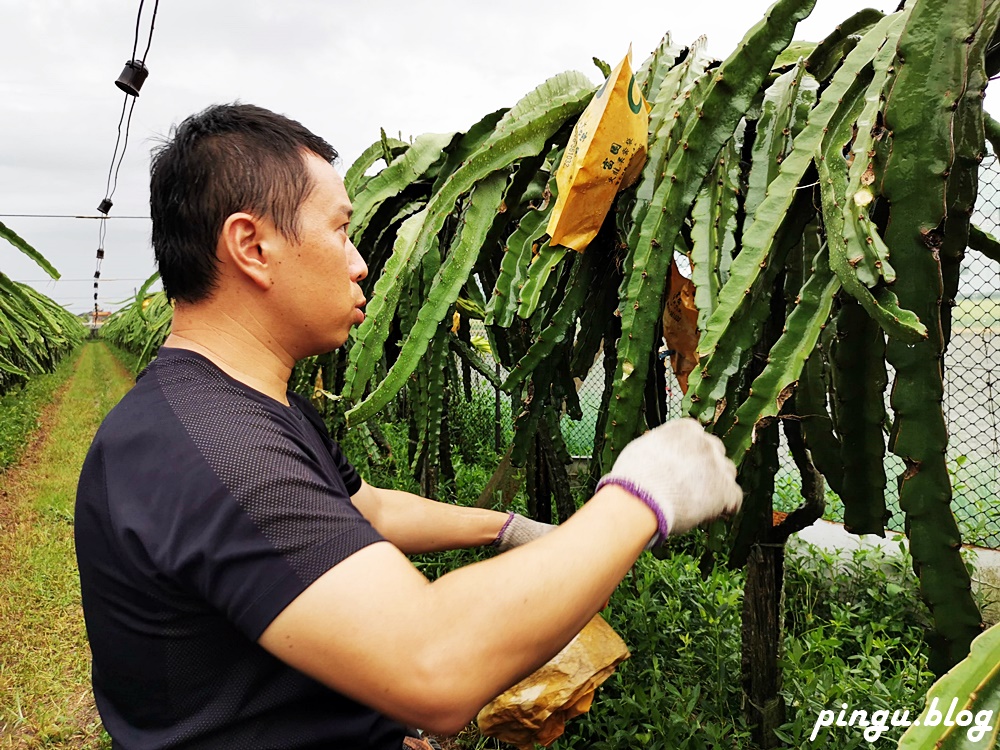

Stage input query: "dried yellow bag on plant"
[{"left": 546, "top": 49, "right": 651, "bottom": 252}]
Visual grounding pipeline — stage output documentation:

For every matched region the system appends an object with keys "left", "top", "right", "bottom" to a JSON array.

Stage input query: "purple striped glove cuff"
[
  {"left": 596, "top": 475, "right": 669, "bottom": 547},
  {"left": 492, "top": 512, "right": 555, "bottom": 551},
  {"left": 491, "top": 511, "right": 516, "bottom": 548}
]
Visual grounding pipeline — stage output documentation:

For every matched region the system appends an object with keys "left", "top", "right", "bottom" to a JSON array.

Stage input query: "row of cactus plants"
[
  {"left": 337, "top": 0, "right": 1000, "bottom": 729},
  {"left": 99, "top": 272, "right": 171, "bottom": 369},
  {"left": 0, "top": 221, "right": 86, "bottom": 395}
]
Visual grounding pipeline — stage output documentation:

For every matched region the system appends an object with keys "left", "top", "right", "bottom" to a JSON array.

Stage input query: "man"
[{"left": 75, "top": 103, "right": 742, "bottom": 749}]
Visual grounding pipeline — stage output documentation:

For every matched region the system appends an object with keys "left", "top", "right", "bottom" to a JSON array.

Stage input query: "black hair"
[{"left": 150, "top": 103, "right": 338, "bottom": 302}]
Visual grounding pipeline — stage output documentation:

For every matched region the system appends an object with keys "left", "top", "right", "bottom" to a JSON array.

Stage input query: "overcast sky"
[{"left": 5, "top": 0, "right": 992, "bottom": 314}]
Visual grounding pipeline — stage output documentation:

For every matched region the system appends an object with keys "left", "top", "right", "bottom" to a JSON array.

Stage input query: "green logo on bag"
[{"left": 628, "top": 74, "right": 642, "bottom": 114}]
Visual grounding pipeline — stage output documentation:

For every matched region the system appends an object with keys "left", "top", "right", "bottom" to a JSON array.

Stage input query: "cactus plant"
[
  {"left": 878, "top": 0, "right": 998, "bottom": 673},
  {"left": 333, "top": 0, "right": 999, "bottom": 679},
  {"left": 0, "top": 222, "right": 85, "bottom": 393}
]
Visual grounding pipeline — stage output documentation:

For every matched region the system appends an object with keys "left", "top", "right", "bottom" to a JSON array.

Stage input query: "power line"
[
  {"left": 0, "top": 214, "right": 150, "bottom": 219},
  {"left": 130, "top": 0, "right": 144, "bottom": 61},
  {"left": 14, "top": 278, "right": 156, "bottom": 283}
]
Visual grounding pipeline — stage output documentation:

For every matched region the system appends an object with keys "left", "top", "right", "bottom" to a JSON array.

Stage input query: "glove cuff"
[
  {"left": 491, "top": 511, "right": 516, "bottom": 548},
  {"left": 596, "top": 475, "right": 670, "bottom": 545}
]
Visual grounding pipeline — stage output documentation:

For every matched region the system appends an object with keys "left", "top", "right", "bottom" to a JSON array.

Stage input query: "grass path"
[{"left": 0, "top": 342, "right": 134, "bottom": 749}]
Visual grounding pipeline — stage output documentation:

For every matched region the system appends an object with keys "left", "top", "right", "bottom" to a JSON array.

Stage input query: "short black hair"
[{"left": 150, "top": 103, "right": 338, "bottom": 303}]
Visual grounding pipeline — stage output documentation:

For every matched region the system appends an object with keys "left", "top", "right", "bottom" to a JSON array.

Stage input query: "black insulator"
[
  {"left": 94, "top": 293, "right": 99, "bottom": 300},
  {"left": 97, "top": 198, "right": 113, "bottom": 214},
  {"left": 115, "top": 59, "right": 149, "bottom": 96},
  {"left": 96, "top": 248, "right": 105, "bottom": 259},
  {"left": 94, "top": 270, "right": 101, "bottom": 279},
  {"left": 94, "top": 282, "right": 99, "bottom": 289}
]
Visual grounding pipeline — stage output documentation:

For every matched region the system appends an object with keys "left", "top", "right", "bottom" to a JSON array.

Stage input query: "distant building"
[{"left": 85, "top": 310, "right": 112, "bottom": 331}]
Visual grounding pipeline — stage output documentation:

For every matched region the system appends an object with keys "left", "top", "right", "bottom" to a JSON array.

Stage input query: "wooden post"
[{"left": 741, "top": 539, "right": 786, "bottom": 748}]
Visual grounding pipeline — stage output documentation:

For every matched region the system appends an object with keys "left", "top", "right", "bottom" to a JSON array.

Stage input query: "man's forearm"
[
  {"left": 259, "top": 484, "right": 657, "bottom": 734},
  {"left": 353, "top": 482, "right": 508, "bottom": 554},
  {"left": 417, "top": 485, "right": 656, "bottom": 712}
]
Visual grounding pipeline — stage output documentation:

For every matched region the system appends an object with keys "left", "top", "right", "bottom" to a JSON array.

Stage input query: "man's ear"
[{"left": 218, "top": 212, "right": 276, "bottom": 291}]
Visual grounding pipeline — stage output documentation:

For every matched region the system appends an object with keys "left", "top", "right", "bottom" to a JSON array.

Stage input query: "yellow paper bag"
[
  {"left": 477, "top": 615, "right": 630, "bottom": 749},
  {"left": 546, "top": 49, "right": 651, "bottom": 252}
]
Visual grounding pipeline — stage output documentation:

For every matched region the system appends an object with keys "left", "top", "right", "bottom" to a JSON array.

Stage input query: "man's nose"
[{"left": 348, "top": 239, "right": 368, "bottom": 282}]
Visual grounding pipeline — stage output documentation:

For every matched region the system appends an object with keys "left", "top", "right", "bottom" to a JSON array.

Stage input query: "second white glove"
[{"left": 597, "top": 418, "right": 743, "bottom": 544}]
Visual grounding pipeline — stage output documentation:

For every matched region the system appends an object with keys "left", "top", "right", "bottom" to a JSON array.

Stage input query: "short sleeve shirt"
[{"left": 74, "top": 347, "right": 407, "bottom": 749}]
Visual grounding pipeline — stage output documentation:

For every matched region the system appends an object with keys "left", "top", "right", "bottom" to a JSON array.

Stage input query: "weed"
[
  {"left": 0, "top": 343, "right": 134, "bottom": 749},
  {"left": 447, "top": 386, "right": 513, "bottom": 466},
  {"left": 0, "top": 349, "right": 78, "bottom": 471},
  {"left": 776, "top": 539, "right": 934, "bottom": 747},
  {"left": 102, "top": 341, "right": 145, "bottom": 377}
]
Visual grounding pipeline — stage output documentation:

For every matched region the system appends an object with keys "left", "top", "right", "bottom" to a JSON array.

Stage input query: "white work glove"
[
  {"left": 596, "top": 418, "right": 743, "bottom": 545},
  {"left": 492, "top": 512, "right": 555, "bottom": 552}
]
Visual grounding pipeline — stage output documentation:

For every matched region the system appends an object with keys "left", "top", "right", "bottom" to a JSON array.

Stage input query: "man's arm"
[
  {"left": 258, "top": 484, "right": 656, "bottom": 735},
  {"left": 350, "top": 480, "right": 509, "bottom": 554},
  {"left": 261, "top": 419, "right": 741, "bottom": 734}
]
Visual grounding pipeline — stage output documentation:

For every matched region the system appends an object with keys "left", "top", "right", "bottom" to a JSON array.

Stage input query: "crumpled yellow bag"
[
  {"left": 546, "top": 49, "right": 651, "bottom": 252},
  {"left": 476, "top": 615, "right": 630, "bottom": 749}
]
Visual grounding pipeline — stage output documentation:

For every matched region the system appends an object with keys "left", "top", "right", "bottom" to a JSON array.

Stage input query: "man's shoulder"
[
  {"left": 86, "top": 348, "right": 361, "bottom": 511},
  {"left": 89, "top": 351, "right": 309, "bottom": 500},
  {"left": 148, "top": 348, "right": 269, "bottom": 409}
]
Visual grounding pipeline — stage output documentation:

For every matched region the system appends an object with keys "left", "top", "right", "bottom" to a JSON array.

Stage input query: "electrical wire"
[
  {"left": 130, "top": 0, "right": 145, "bottom": 61},
  {"left": 100, "top": 0, "right": 149, "bottom": 201},
  {"left": 103, "top": 95, "right": 130, "bottom": 200},
  {"left": 93, "top": 0, "right": 160, "bottom": 319},
  {"left": 110, "top": 97, "right": 138, "bottom": 201},
  {"left": 140, "top": 0, "right": 159, "bottom": 64},
  {"left": 14, "top": 278, "right": 155, "bottom": 283}
]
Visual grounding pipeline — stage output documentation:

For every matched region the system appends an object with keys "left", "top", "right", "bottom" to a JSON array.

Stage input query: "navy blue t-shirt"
[{"left": 75, "top": 347, "right": 407, "bottom": 749}]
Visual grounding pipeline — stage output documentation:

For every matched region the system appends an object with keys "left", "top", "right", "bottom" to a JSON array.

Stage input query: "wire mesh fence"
[
  {"left": 944, "top": 151, "right": 1000, "bottom": 548},
  {"left": 464, "top": 155, "right": 1000, "bottom": 548}
]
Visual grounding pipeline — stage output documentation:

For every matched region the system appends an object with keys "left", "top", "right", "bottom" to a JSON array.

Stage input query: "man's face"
[{"left": 269, "top": 153, "right": 368, "bottom": 359}]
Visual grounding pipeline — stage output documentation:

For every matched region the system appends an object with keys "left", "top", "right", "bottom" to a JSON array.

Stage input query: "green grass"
[
  {"left": 0, "top": 342, "right": 133, "bottom": 749},
  {"left": 558, "top": 540, "right": 934, "bottom": 750},
  {"left": 101, "top": 340, "right": 145, "bottom": 377},
  {"left": 0, "top": 350, "right": 79, "bottom": 472}
]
